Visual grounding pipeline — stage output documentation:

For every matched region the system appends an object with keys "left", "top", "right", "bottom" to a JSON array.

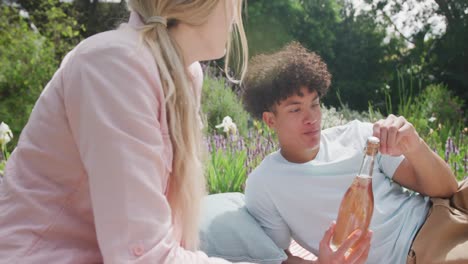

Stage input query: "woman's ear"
[{"left": 262, "top": 111, "right": 276, "bottom": 129}]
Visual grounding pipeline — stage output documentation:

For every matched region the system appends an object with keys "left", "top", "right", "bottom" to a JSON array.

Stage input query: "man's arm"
[{"left": 373, "top": 115, "right": 458, "bottom": 198}]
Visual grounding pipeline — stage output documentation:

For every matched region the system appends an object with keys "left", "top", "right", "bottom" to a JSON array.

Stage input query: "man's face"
[{"left": 263, "top": 87, "right": 322, "bottom": 153}]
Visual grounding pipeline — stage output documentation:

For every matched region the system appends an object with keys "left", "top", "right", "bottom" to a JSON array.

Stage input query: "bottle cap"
[
  {"left": 367, "top": 136, "right": 380, "bottom": 144},
  {"left": 366, "top": 136, "right": 380, "bottom": 155}
]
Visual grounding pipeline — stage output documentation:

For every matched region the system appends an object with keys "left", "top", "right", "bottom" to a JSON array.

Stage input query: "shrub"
[
  {"left": 201, "top": 74, "right": 251, "bottom": 137},
  {"left": 0, "top": 5, "right": 57, "bottom": 151},
  {"left": 409, "top": 84, "right": 465, "bottom": 126},
  {"left": 205, "top": 130, "right": 278, "bottom": 194},
  {"left": 382, "top": 79, "right": 466, "bottom": 179},
  {"left": 321, "top": 103, "right": 383, "bottom": 129}
]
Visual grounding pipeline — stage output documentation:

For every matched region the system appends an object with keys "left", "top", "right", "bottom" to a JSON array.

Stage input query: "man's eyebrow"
[
  {"left": 284, "top": 101, "right": 302, "bottom": 106},
  {"left": 283, "top": 95, "right": 319, "bottom": 106}
]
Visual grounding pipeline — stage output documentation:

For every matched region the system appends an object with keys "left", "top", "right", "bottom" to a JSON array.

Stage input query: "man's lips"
[{"left": 303, "top": 129, "right": 320, "bottom": 135}]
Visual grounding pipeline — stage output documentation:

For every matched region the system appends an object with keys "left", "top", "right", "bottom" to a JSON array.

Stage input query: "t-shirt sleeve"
[
  {"left": 245, "top": 171, "right": 292, "bottom": 250},
  {"left": 377, "top": 154, "right": 405, "bottom": 179}
]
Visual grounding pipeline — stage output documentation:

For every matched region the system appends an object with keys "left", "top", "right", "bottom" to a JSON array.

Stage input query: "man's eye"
[{"left": 290, "top": 108, "right": 300, "bottom": 113}]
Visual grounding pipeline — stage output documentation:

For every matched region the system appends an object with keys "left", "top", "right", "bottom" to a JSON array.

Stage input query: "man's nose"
[{"left": 304, "top": 109, "right": 318, "bottom": 124}]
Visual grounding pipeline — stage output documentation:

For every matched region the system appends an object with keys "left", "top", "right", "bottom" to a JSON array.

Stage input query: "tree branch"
[{"left": 379, "top": 9, "right": 416, "bottom": 45}]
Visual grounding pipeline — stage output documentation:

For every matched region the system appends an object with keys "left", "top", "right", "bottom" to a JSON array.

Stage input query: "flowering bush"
[
  {"left": 204, "top": 102, "right": 466, "bottom": 194},
  {"left": 443, "top": 136, "right": 467, "bottom": 180},
  {"left": 215, "top": 116, "right": 238, "bottom": 136},
  {"left": 205, "top": 117, "right": 277, "bottom": 193},
  {"left": 201, "top": 74, "right": 250, "bottom": 137},
  {"left": 0, "top": 122, "right": 14, "bottom": 177}
]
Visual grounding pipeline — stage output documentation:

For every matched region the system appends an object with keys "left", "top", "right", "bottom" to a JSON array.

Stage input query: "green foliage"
[
  {"left": 72, "top": 0, "right": 129, "bottom": 38},
  {"left": 294, "top": 0, "right": 340, "bottom": 61},
  {"left": 406, "top": 84, "right": 465, "bottom": 149},
  {"left": 0, "top": 160, "right": 4, "bottom": 177},
  {"left": 426, "top": 0, "right": 468, "bottom": 108},
  {"left": 206, "top": 147, "right": 247, "bottom": 194},
  {"left": 385, "top": 69, "right": 465, "bottom": 145},
  {"left": 0, "top": 128, "right": 12, "bottom": 177},
  {"left": 205, "top": 129, "right": 278, "bottom": 194},
  {"left": 382, "top": 72, "right": 466, "bottom": 179},
  {"left": 16, "top": 0, "right": 83, "bottom": 61},
  {"left": 411, "top": 84, "right": 464, "bottom": 128},
  {"left": 245, "top": 0, "right": 299, "bottom": 57},
  {"left": 446, "top": 137, "right": 467, "bottom": 181},
  {"left": 365, "top": 0, "right": 468, "bottom": 110},
  {"left": 245, "top": 0, "right": 400, "bottom": 111},
  {"left": 201, "top": 74, "right": 250, "bottom": 137},
  {"left": 384, "top": 68, "right": 422, "bottom": 118},
  {"left": 326, "top": 7, "right": 398, "bottom": 111},
  {"left": 245, "top": 0, "right": 467, "bottom": 111},
  {"left": 0, "top": 5, "right": 57, "bottom": 151}
]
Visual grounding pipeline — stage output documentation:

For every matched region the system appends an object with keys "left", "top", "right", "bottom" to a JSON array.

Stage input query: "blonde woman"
[
  {"left": 0, "top": 0, "right": 247, "bottom": 262},
  {"left": 0, "top": 1, "right": 370, "bottom": 263}
]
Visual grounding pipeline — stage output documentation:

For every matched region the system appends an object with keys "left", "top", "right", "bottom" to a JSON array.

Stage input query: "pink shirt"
[{"left": 0, "top": 12, "right": 247, "bottom": 264}]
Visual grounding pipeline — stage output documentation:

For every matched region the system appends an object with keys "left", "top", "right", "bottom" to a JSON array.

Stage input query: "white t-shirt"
[{"left": 245, "top": 120, "right": 430, "bottom": 264}]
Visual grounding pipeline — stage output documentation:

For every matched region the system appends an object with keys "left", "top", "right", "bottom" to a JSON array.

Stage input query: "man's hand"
[
  {"left": 316, "top": 222, "right": 372, "bottom": 264},
  {"left": 282, "top": 222, "right": 372, "bottom": 264},
  {"left": 372, "top": 114, "right": 423, "bottom": 156}
]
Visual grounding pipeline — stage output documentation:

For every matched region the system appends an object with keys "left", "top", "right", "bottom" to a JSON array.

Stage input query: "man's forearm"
[{"left": 405, "top": 138, "right": 458, "bottom": 198}]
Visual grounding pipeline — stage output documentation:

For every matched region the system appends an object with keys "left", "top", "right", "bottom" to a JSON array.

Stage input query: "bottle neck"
[{"left": 358, "top": 152, "right": 377, "bottom": 178}]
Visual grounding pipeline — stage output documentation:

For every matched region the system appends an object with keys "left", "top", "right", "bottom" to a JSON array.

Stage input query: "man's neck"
[{"left": 280, "top": 147, "right": 320, "bottom": 164}]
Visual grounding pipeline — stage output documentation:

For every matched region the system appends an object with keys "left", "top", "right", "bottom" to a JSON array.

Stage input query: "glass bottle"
[{"left": 330, "top": 136, "right": 380, "bottom": 252}]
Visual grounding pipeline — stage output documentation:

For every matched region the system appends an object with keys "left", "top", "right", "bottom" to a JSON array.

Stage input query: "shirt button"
[{"left": 132, "top": 245, "right": 145, "bottom": 256}]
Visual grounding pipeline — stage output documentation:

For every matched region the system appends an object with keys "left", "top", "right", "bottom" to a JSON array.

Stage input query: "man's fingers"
[
  {"left": 336, "top": 229, "right": 362, "bottom": 256},
  {"left": 372, "top": 121, "right": 382, "bottom": 139},
  {"left": 355, "top": 243, "right": 371, "bottom": 264},
  {"left": 395, "top": 123, "right": 411, "bottom": 142},
  {"left": 380, "top": 115, "right": 398, "bottom": 154},
  {"left": 320, "top": 222, "right": 335, "bottom": 254},
  {"left": 379, "top": 127, "right": 388, "bottom": 154},
  {"left": 387, "top": 116, "right": 405, "bottom": 155},
  {"left": 345, "top": 231, "right": 373, "bottom": 264}
]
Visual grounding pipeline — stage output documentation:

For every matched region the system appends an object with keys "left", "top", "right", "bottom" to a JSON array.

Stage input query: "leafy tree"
[
  {"left": 0, "top": 5, "right": 57, "bottom": 149},
  {"left": 244, "top": 0, "right": 395, "bottom": 111},
  {"left": 324, "top": 2, "right": 402, "bottom": 110},
  {"left": 364, "top": 0, "right": 468, "bottom": 111},
  {"left": 15, "top": 0, "right": 83, "bottom": 61},
  {"left": 431, "top": 0, "right": 468, "bottom": 109},
  {"left": 72, "top": 0, "right": 129, "bottom": 38},
  {"left": 245, "top": 0, "right": 299, "bottom": 57},
  {"left": 293, "top": 0, "right": 341, "bottom": 62}
]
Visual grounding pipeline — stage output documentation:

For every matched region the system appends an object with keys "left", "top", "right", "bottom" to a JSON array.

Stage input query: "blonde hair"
[{"left": 126, "top": 0, "right": 248, "bottom": 250}]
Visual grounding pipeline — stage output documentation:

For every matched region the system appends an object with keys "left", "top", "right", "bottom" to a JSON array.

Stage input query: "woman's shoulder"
[
  {"left": 59, "top": 27, "right": 166, "bottom": 108},
  {"left": 61, "top": 26, "right": 152, "bottom": 70}
]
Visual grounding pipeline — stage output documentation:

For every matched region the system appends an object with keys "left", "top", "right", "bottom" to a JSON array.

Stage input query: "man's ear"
[{"left": 262, "top": 111, "right": 276, "bottom": 129}]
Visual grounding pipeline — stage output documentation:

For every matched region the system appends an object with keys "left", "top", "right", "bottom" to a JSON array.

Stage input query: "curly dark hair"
[{"left": 242, "top": 42, "right": 331, "bottom": 120}]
